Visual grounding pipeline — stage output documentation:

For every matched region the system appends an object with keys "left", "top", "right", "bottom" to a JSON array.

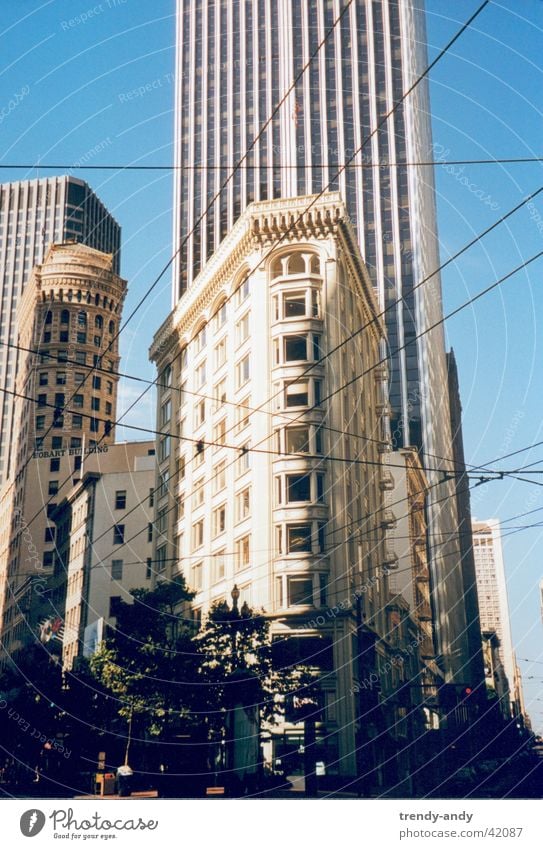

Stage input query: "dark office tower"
[
  {"left": 0, "top": 177, "right": 120, "bottom": 484},
  {"left": 172, "top": 1, "right": 471, "bottom": 681},
  {"left": 447, "top": 349, "right": 485, "bottom": 695}
]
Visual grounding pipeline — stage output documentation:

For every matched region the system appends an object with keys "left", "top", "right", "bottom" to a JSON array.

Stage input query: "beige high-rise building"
[
  {"left": 472, "top": 519, "right": 516, "bottom": 713},
  {"left": 0, "top": 177, "right": 120, "bottom": 486},
  {"left": 150, "top": 192, "right": 415, "bottom": 781},
  {"left": 0, "top": 243, "right": 126, "bottom": 665},
  {"left": 49, "top": 441, "right": 156, "bottom": 671}
]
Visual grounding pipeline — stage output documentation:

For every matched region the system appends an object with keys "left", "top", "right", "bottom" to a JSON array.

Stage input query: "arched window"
[
  {"left": 95, "top": 294, "right": 100, "bottom": 306},
  {"left": 60, "top": 309, "right": 70, "bottom": 324},
  {"left": 108, "top": 320, "right": 115, "bottom": 335},
  {"left": 270, "top": 257, "right": 283, "bottom": 279},
  {"left": 95, "top": 315, "right": 103, "bottom": 330},
  {"left": 288, "top": 253, "right": 305, "bottom": 275},
  {"left": 310, "top": 255, "right": 320, "bottom": 275},
  {"left": 44, "top": 311, "right": 53, "bottom": 325},
  {"left": 77, "top": 310, "right": 87, "bottom": 327}
]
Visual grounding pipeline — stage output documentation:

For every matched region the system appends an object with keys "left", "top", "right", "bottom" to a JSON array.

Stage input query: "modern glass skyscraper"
[
  {"left": 172, "top": 1, "right": 476, "bottom": 682},
  {"left": 0, "top": 176, "right": 120, "bottom": 484}
]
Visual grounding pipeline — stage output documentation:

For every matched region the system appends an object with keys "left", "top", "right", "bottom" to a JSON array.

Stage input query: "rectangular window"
[
  {"left": 72, "top": 415, "right": 82, "bottom": 429},
  {"left": 73, "top": 394, "right": 84, "bottom": 408},
  {"left": 39, "top": 372, "right": 48, "bottom": 386},
  {"left": 89, "top": 417, "right": 99, "bottom": 433},
  {"left": 36, "top": 415, "right": 45, "bottom": 430},
  {"left": 193, "top": 477, "right": 205, "bottom": 508},
  {"left": 50, "top": 458, "right": 60, "bottom": 473},
  {"left": 319, "top": 574, "right": 327, "bottom": 606},
  {"left": 157, "top": 507, "right": 168, "bottom": 535},
  {"left": 236, "top": 277, "right": 249, "bottom": 304},
  {"left": 156, "top": 545, "right": 167, "bottom": 573},
  {"left": 115, "top": 490, "right": 127, "bottom": 510},
  {"left": 37, "top": 394, "right": 47, "bottom": 408},
  {"left": 195, "top": 361, "right": 206, "bottom": 388},
  {"left": 111, "top": 559, "right": 123, "bottom": 580},
  {"left": 212, "top": 550, "right": 226, "bottom": 584},
  {"left": 287, "top": 474, "right": 311, "bottom": 503},
  {"left": 236, "top": 354, "right": 250, "bottom": 388},
  {"left": 52, "top": 436, "right": 63, "bottom": 449},
  {"left": 92, "top": 375, "right": 101, "bottom": 390},
  {"left": 147, "top": 523, "right": 153, "bottom": 543},
  {"left": 214, "top": 337, "right": 227, "bottom": 369},
  {"left": 213, "top": 460, "right": 226, "bottom": 494},
  {"left": 316, "top": 473, "right": 325, "bottom": 503},
  {"left": 178, "top": 455, "right": 186, "bottom": 480},
  {"left": 288, "top": 577, "right": 313, "bottom": 607},
  {"left": 213, "top": 418, "right": 226, "bottom": 447},
  {"left": 107, "top": 380, "right": 113, "bottom": 395},
  {"left": 194, "top": 443, "right": 205, "bottom": 467},
  {"left": 75, "top": 351, "right": 86, "bottom": 365},
  {"left": 194, "top": 398, "right": 206, "bottom": 428},
  {"left": 48, "top": 481, "right": 59, "bottom": 496},
  {"left": 91, "top": 397, "right": 100, "bottom": 411},
  {"left": 71, "top": 437, "right": 82, "bottom": 449},
  {"left": 235, "top": 534, "right": 250, "bottom": 572},
  {"left": 94, "top": 335, "right": 102, "bottom": 347},
  {"left": 212, "top": 504, "right": 226, "bottom": 537},
  {"left": 318, "top": 523, "right": 326, "bottom": 553},
  {"left": 55, "top": 372, "right": 66, "bottom": 386},
  {"left": 214, "top": 379, "right": 227, "bottom": 412},
  {"left": 161, "top": 399, "right": 172, "bottom": 425},
  {"left": 237, "top": 443, "right": 250, "bottom": 475},
  {"left": 286, "top": 426, "right": 310, "bottom": 454},
  {"left": 192, "top": 562, "right": 203, "bottom": 590},
  {"left": 113, "top": 524, "right": 125, "bottom": 545},
  {"left": 44, "top": 526, "right": 56, "bottom": 543},
  {"left": 315, "top": 425, "right": 324, "bottom": 454},
  {"left": 236, "top": 312, "right": 250, "bottom": 345},
  {"left": 285, "top": 381, "right": 308, "bottom": 407},
  {"left": 236, "top": 487, "right": 251, "bottom": 522},
  {"left": 284, "top": 335, "right": 308, "bottom": 362},
  {"left": 314, "top": 380, "right": 322, "bottom": 406},
  {"left": 192, "top": 519, "right": 204, "bottom": 550},
  {"left": 195, "top": 324, "right": 207, "bottom": 352},
  {"left": 159, "top": 435, "right": 171, "bottom": 462},
  {"left": 146, "top": 558, "right": 152, "bottom": 579},
  {"left": 215, "top": 301, "right": 227, "bottom": 329},
  {"left": 158, "top": 469, "right": 169, "bottom": 499},
  {"left": 283, "top": 292, "right": 306, "bottom": 318},
  {"left": 236, "top": 397, "right": 250, "bottom": 433},
  {"left": 77, "top": 332, "right": 87, "bottom": 344},
  {"left": 55, "top": 392, "right": 65, "bottom": 407},
  {"left": 287, "top": 524, "right": 312, "bottom": 553}
]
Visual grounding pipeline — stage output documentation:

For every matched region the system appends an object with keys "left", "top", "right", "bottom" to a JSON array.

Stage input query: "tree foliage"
[{"left": 90, "top": 576, "right": 199, "bottom": 739}]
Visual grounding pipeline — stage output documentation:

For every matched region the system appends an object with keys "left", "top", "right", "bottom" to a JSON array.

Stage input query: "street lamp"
[{"left": 231, "top": 585, "right": 241, "bottom": 669}]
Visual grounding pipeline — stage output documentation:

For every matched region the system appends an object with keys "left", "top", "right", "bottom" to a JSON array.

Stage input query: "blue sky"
[{"left": 1, "top": 0, "right": 542, "bottom": 727}]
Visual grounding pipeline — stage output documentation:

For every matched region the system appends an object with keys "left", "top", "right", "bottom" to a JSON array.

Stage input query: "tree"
[
  {"left": 194, "top": 595, "right": 320, "bottom": 784},
  {"left": 90, "top": 576, "right": 200, "bottom": 766}
]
